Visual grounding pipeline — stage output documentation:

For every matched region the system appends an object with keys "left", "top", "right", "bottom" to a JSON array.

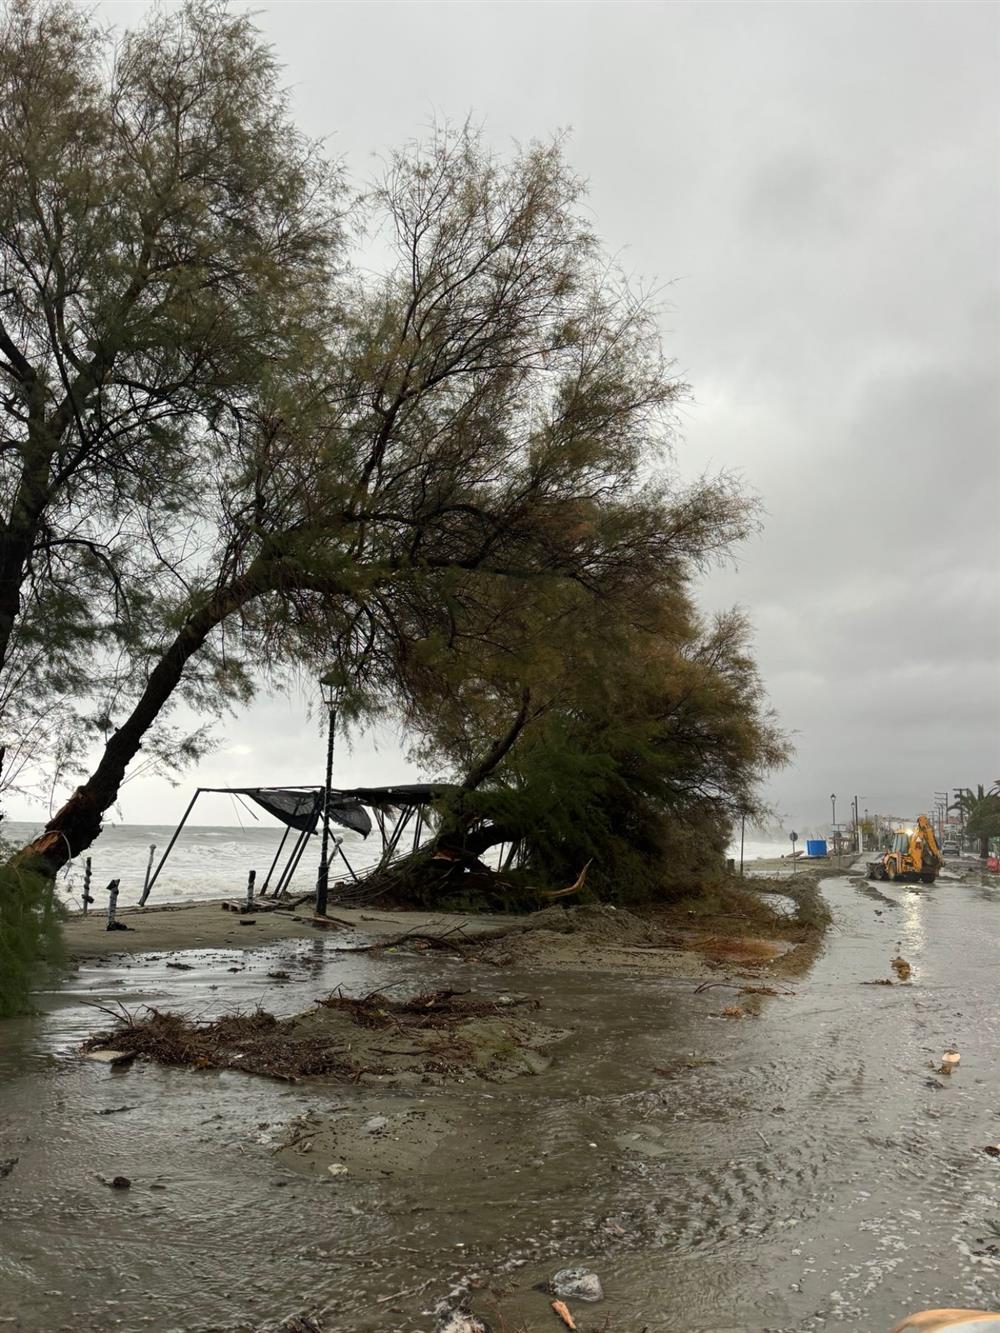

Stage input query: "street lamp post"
[
  {"left": 852, "top": 795, "right": 864, "bottom": 854},
  {"left": 830, "top": 793, "right": 837, "bottom": 857},
  {"left": 739, "top": 808, "right": 747, "bottom": 877},
  {"left": 316, "top": 671, "right": 345, "bottom": 918}
]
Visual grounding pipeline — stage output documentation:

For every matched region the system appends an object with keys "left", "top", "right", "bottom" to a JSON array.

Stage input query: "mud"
[{"left": 3, "top": 860, "right": 999, "bottom": 1332}]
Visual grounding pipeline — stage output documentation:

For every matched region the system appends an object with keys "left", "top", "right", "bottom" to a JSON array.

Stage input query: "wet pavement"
[{"left": 2, "top": 865, "right": 1000, "bottom": 1332}]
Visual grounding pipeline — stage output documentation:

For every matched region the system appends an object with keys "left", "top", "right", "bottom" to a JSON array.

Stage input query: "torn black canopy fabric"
[{"left": 234, "top": 788, "right": 372, "bottom": 838}]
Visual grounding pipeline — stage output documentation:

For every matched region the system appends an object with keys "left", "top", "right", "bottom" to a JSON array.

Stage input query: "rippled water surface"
[{"left": 2, "top": 869, "right": 1000, "bottom": 1331}]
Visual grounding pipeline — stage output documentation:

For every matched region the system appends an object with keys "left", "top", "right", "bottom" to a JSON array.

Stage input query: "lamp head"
[{"left": 319, "top": 668, "right": 348, "bottom": 707}]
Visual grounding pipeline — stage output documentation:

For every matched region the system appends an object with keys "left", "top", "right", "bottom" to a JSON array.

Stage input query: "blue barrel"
[{"left": 806, "top": 839, "right": 828, "bottom": 858}]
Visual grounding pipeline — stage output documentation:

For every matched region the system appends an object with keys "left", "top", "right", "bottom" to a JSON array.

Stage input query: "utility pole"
[{"left": 852, "top": 795, "right": 863, "bottom": 854}]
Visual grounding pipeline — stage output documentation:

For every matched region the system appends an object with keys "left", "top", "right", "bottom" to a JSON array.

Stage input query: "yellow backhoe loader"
[{"left": 868, "top": 815, "right": 943, "bottom": 884}]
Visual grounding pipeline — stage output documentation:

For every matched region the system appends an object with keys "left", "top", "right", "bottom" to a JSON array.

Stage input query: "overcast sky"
[{"left": 9, "top": 1, "right": 998, "bottom": 834}]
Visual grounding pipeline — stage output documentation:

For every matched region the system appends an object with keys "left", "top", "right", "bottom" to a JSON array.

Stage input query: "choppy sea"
[{"left": 2, "top": 818, "right": 385, "bottom": 912}]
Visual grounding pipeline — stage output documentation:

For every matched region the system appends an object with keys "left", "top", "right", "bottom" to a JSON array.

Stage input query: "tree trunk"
[{"left": 16, "top": 567, "right": 273, "bottom": 876}]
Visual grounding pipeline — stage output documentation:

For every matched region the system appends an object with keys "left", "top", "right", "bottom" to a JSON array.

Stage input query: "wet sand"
[
  {"left": 62, "top": 898, "right": 523, "bottom": 959},
  {"left": 10, "top": 865, "right": 930, "bottom": 1332}
]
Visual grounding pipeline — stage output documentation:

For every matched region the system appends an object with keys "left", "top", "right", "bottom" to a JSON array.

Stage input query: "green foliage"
[
  {"left": 418, "top": 598, "right": 789, "bottom": 903},
  {"left": 0, "top": 855, "right": 64, "bottom": 1016},
  {"left": 952, "top": 785, "right": 1000, "bottom": 853},
  {"left": 0, "top": 0, "right": 341, "bottom": 800},
  {"left": 0, "top": 4, "right": 782, "bottom": 943}
]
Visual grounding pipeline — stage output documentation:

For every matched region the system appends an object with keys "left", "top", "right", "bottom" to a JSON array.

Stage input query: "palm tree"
[{"left": 950, "top": 785, "right": 1000, "bottom": 858}]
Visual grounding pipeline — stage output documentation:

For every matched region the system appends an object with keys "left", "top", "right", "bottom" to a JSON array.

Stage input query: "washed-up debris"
[
  {"left": 81, "top": 989, "right": 550, "bottom": 1084},
  {"left": 721, "top": 1005, "right": 744, "bottom": 1019},
  {"left": 276, "top": 1315, "right": 324, "bottom": 1333},
  {"left": 267, "top": 971, "right": 291, "bottom": 981},
  {"left": 0, "top": 1158, "right": 17, "bottom": 1180},
  {"left": 433, "top": 1293, "right": 491, "bottom": 1333},
  {"left": 862, "top": 979, "right": 894, "bottom": 986},
  {"left": 942, "top": 1049, "right": 961, "bottom": 1068},
  {"left": 84, "top": 1049, "right": 136, "bottom": 1067},
  {"left": 891, "top": 956, "right": 912, "bottom": 981},
  {"left": 104, "top": 1175, "right": 131, "bottom": 1189},
  {"left": 95, "top": 1106, "right": 136, "bottom": 1116},
  {"left": 983, "top": 1145, "right": 1000, "bottom": 1158},
  {"left": 326, "top": 1163, "right": 348, "bottom": 1177},
  {"left": 551, "top": 1300, "right": 576, "bottom": 1330},
  {"left": 891, "top": 1311, "right": 1000, "bottom": 1331},
  {"left": 551, "top": 1268, "right": 604, "bottom": 1303},
  {"left": 165, "top": 961, "right": 194, "bottom": 970}
]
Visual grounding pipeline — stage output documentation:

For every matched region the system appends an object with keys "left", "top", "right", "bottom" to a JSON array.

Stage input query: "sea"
[
  {"left": 1, "top": 821, "right": 798, "bottom": 913},
  {"left": 2, "top": 819, "right": 386, "bottom": 912}
]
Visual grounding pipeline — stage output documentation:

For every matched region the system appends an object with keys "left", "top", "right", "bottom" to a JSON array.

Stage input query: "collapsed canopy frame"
[{"left": 139, "top": 782, "right": 454, "bottom": 906}]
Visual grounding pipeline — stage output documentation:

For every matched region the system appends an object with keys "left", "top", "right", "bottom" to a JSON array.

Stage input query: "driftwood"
[
  {"left": 540, "top": 860, "right": 592, "bottom": 900},
  {"left": 331, "top": 922, "right": 472, "bottom": 954}
]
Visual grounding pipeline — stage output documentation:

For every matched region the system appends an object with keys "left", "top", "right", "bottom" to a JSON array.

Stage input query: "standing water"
[{"left": 1, "top": 867, "right": 1000, "bottom": 1330}]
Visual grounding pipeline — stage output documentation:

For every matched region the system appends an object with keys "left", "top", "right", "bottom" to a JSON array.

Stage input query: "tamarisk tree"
[
  {"left": 0, "top": 0, "right": 339, "bottom": 804},
  {"left": 1, "top": 1, "right": 767, "bottom": 896}
]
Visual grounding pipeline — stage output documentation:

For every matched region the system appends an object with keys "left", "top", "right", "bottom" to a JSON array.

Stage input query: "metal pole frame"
[
  {"left": 140, "top": 789, "right": 203, "bottom": 905},
  {"left": 274, "top": 824, "right": 313, "bottom": 899},
  {"left": 372, "top": 806, "right": 389, "bottom": 851},
  {"left": 259, "top": 821, "right": 293, "bottom": 896},
  {"left": 740, "top": 811, "right": 746, "bottom": 877},
  {"left": 333, "top": 837, "right": 360, "bottom": 884},
  {"left": 376, "top": 806, "right": 413, "bottom": 871}
]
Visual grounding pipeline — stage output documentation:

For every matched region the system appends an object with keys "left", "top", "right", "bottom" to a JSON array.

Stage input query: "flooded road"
[{"left": 2, "top": 868, "right": 1000, "bottom": 1332}]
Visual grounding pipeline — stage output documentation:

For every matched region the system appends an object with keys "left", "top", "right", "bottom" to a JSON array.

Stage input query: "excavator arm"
[{"left": 912, "top": 815, "right": 942, "bottom": 873}]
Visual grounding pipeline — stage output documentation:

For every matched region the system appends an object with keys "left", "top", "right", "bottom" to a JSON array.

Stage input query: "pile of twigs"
[{"left": 82, "top": 1003, "right": 360, "bottom": 1081}]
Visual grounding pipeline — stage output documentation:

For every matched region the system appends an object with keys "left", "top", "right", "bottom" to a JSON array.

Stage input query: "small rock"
[
  {"left": 109, "top": 1176, "right": 131, "bottom": 1189},
  {"left": 0, "top": 1158, "right": 17, "bottom": 1180},
  {"left": 984, "top": 1145, "right": 1000, "bottom": 1158},
  {"left": 326, "top": 1163, "right": 349, "bottom": 1177},
  {"left": 552, "top": 1267, "right": 604, "bottom": 1302},
  {"left": 362, "top": 1116, "right": 388, "bottom": 1135}
]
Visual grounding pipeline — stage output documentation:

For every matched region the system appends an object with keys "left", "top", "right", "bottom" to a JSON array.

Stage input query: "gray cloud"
[{"left": 10, "top": 0, "right": 995, "bottom": 833}]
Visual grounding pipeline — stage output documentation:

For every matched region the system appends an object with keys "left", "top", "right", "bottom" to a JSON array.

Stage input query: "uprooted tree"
[
  {"left": 0, "top": 1, "right": 786, "bottom": 1005},
  {"left": 372, "top": 577, "right": 789, "bottom": 905}
]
